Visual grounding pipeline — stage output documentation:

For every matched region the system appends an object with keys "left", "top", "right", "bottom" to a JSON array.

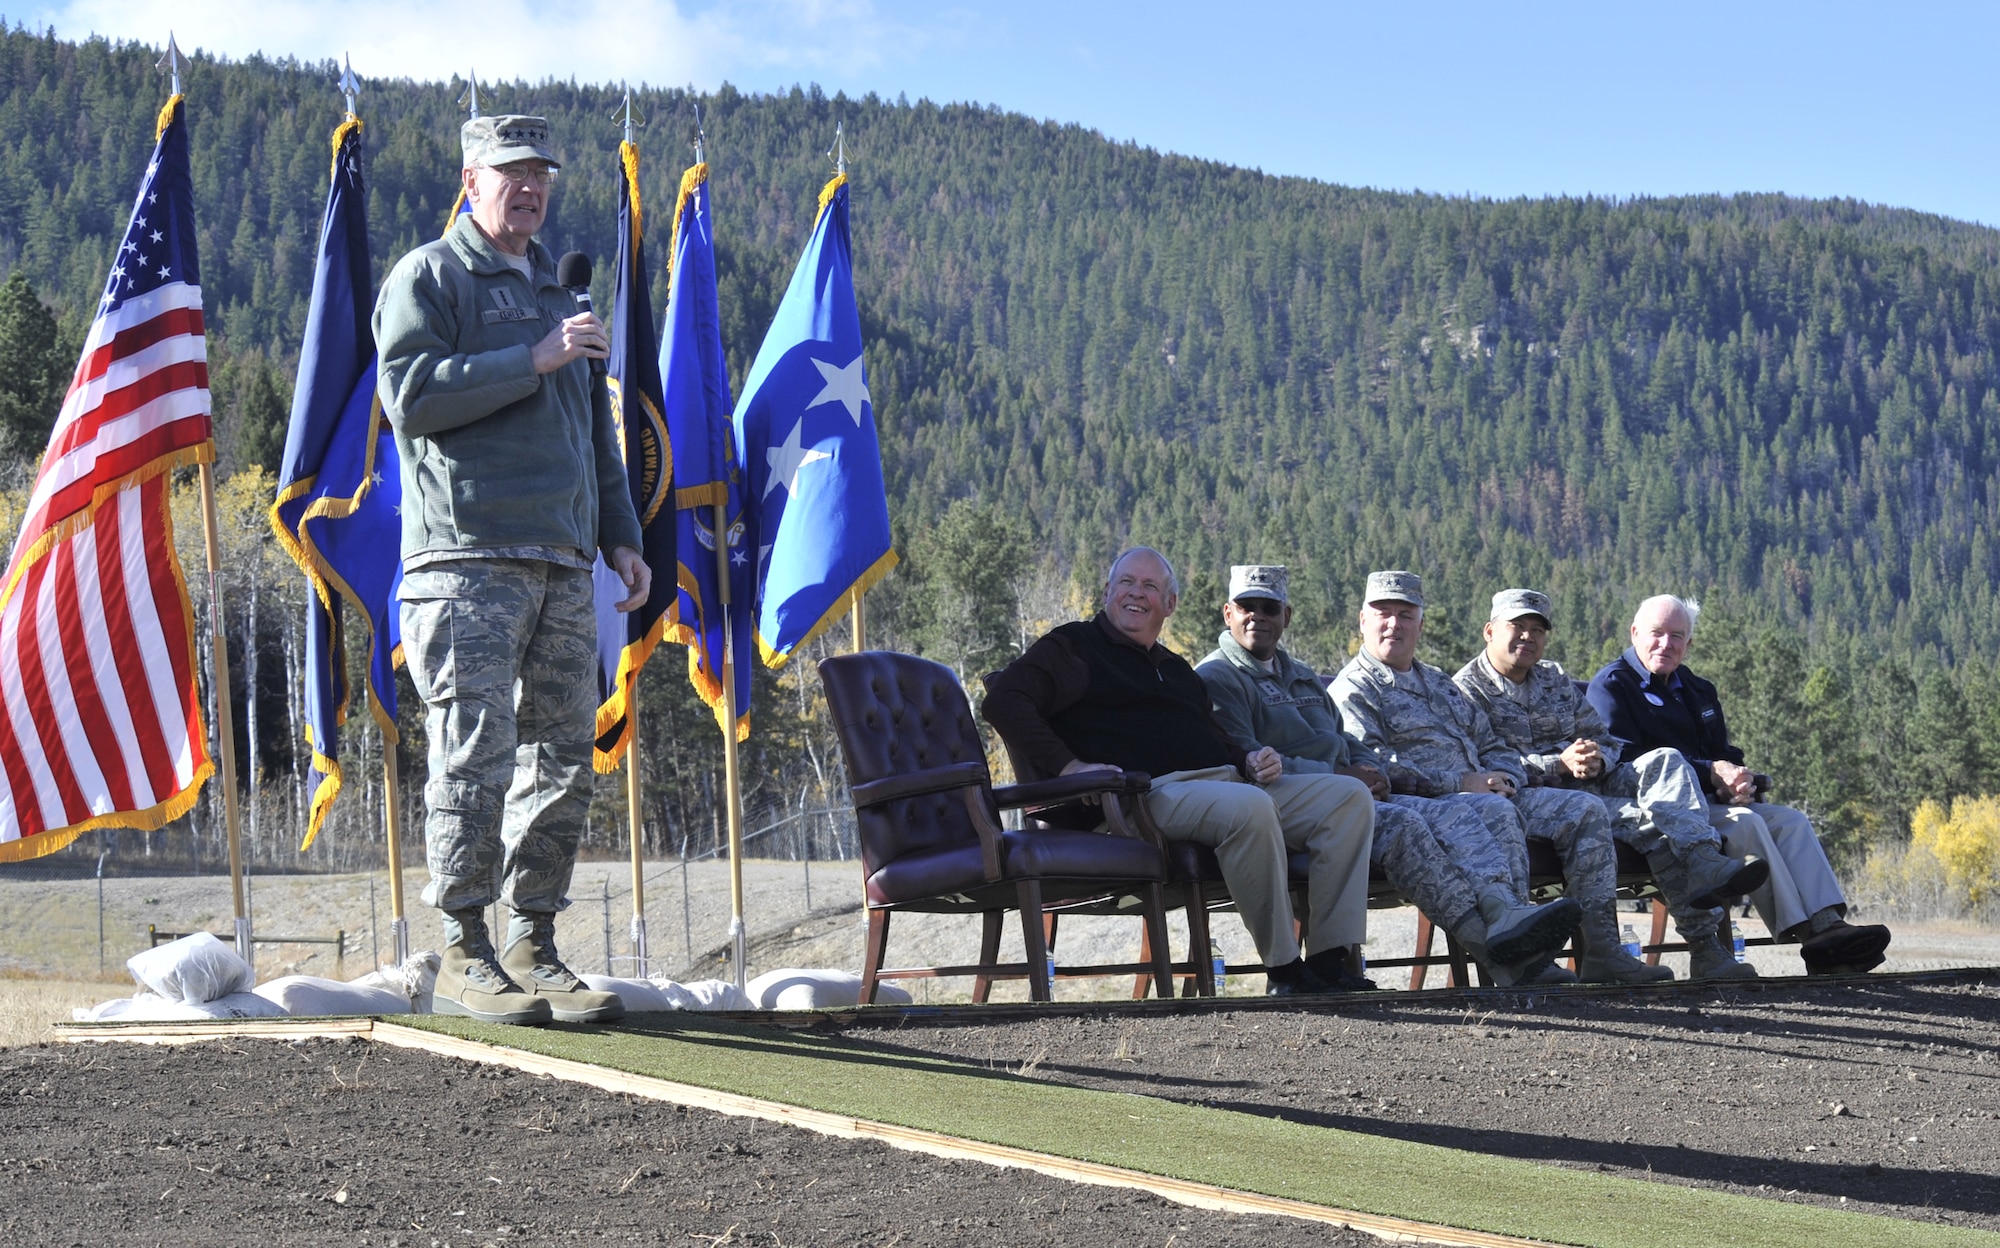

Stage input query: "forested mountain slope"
[{"left": 0, "top": 26, "right": 1995, "bottom": 859}]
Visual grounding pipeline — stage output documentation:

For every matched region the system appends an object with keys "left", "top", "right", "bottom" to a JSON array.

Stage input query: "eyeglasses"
[
  {"left": 1232, "top": 598, "right": 1284, "bottom": 617},
  {"left": 488, "top": 162, "right": 558, "bottom": 187}
]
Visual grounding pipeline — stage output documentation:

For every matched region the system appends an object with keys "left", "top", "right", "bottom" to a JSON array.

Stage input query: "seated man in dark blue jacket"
[{"left": 1587, "top": 595, "right": 1891, "bottom": 975}]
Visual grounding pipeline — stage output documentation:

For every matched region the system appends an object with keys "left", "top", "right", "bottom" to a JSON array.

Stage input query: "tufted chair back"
[{"left": 818, "top": 651, "right": 997, "bottom": 882}]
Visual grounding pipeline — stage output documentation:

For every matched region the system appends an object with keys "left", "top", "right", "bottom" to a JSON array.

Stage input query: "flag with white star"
[
  {"left": 270, "top": 116, "right": 404, "bottom": 849},
  {"left": 733, "top": 174, "right": 896, "bottom": 667},
  {"left": 655, "top": 161, "right": 753, "bottom": 738},
  {"left": 0, "top": 95, "right": 215, "bottom": 861}
]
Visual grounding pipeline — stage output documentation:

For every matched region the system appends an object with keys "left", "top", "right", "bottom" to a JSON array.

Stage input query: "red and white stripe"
[
  {"left": 10, "top": 283, "right": 211, "bottom": 555},
  {"left": 0, "top": 279, "right": 211, "bottom": 850}
]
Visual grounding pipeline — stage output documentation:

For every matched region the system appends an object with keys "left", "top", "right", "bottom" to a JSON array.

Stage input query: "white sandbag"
[
  {"left": 347, "top": 951, "right": 441, "bottom": 1014},
  {"left": 72, "top": 991, "right": 287, "bottom": 1022},
  {"left": 578, "top": 975, "right": 677, "bottom": 1012},
  {"left": 253, "top": 975, "right": 410, "bottom": 1017},
  {"left": 746, "top": 968, "right": 913, "bottom": 1010},
  {"left": 660, "top": 978, "right": 755, "bottom": 1011},
  {"left": 576, "top": 975, "right": 753, "bottom": 1012},
  {"left": 179, "top": 992, "right": 289, "bottom": 1019},
  {"left": 73, "top": 994, "right": 214, "bottom": 1022},
  {"left": 125, "top": 932, "right": 253, "bottom": 1004}
]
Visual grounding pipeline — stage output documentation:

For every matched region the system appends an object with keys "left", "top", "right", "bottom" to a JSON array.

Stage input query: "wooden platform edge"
[{"left": 56, "top": 1016, "right": 1553, "bottom": 1248}]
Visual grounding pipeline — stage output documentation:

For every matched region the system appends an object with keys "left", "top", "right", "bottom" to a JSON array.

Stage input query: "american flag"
[{"left": 0, "top": 96, "right": 215, "bottom": 861}]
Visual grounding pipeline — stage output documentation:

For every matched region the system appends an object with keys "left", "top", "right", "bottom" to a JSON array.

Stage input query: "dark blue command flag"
[
  {"left": 657, "top": 162, "right": 752, "bottom": 738},
  {"left": 591, "top": 139, "right": 678, "bottom": 769},
  {"left": 733, "top": 175, "right": 896, "bottom": 667},
  {"left": 269, "top": 118, "right": 403, "bottom": 850}
]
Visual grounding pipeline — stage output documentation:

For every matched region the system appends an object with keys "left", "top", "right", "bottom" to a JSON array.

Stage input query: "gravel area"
[{"left": 0, "top": 1037, "right": 1372, "bottom": 1246}]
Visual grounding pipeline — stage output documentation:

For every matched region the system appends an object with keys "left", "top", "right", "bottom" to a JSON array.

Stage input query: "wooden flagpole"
[
  {"left": 715, "top": 501, "right": 748, "bottom": 989},
  {"left": 382, "top": 747, "right": 408, "bottom": 964},
  {"left": 626, "top": 689, "right": 648, "bottom": 975},
  {"left": 196, "top": 461, "right": 249, "bottom": 965}
]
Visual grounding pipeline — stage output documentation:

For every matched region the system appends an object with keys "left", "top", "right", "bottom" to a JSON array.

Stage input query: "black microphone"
[{"left": 555, "top": 251, "right": 605, "bottom": 377}]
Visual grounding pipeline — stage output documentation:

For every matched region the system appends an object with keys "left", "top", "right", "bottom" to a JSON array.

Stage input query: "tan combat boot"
[
  {"left": 433, "top": 910, "right": 552, "bottom": 1025},
  {"left": 500, "top": 911, "right": 625, "bottom": 1024}
]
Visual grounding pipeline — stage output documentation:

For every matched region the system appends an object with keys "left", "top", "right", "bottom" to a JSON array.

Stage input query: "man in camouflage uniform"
[
  {"left": 1329, "top": 571, "right": 1672, "bottom": 984},
  {"left": 1196, "top": 565, "right": 1579, "bottom": 982},
  {"left": 377, "top": 115, "right": 651, "bottom": 1025},
  {"left": 1453, "top": 589, "right": 1767, "bottom": 981}
]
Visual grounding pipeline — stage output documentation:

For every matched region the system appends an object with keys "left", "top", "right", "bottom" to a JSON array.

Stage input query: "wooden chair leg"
[
  {"left": 971, "top": 910, "right": 1003, "bottom": 1003},
  {"left": 1141, "top": 882, "right": 1174, "bottom": 1000},
  {"left": 862, "top": 909, "right": 891, "bottom": 1005},
  {"left": 1445, "top": 931, "right": 1473, "bottom": 988},
  {"left": 1017, "top": 880, "right": 1051, "bottom": 1003},
  {"left": 1132, "top": 923, "right": 1155, "bottom": 1000},
  {"left": 1647, "top": 898, "right": 1670, "bottom": 966},
  {"left": 1186, "top": 882, "right": 1215, "bottom": 997},
  {"left": 1411, "top": 911, "right": 1436, "bottom": 991}
]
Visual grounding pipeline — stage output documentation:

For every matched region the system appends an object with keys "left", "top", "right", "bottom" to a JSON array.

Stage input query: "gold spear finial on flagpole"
[
  {"left": 826, "top": 120, "right": 846, "bottom": 176},
  {"left": 459, "top": 70, "right": 481, "bottom": 119},
  {"left": 692, "top": 101, "right": 706, "bottom": 166}
]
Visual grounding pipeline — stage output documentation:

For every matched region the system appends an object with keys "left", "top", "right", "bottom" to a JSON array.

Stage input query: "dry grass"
[{"left": 0, "top": 970, "right": 123, "bottom": 1048}]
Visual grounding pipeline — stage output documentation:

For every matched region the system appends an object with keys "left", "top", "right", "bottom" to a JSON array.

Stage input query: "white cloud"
[{"left": 27, "top": 0, "right": 914, "bottom": 90}]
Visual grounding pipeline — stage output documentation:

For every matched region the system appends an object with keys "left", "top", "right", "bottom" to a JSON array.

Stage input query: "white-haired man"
[
  {"left": 1586, "top": 595, "right": 1891, "bottom": 975},
  {"left": 983, "top": 548, "right": 1376, "bottom": 994}
]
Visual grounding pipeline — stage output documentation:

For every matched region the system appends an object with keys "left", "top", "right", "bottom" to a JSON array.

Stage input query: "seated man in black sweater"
[
  {"left": 1587, "top": 594, "right": 1891, "bottom": 975},
  {"left": 983, "top": 547, "right": 1376, "bottom": 994}
]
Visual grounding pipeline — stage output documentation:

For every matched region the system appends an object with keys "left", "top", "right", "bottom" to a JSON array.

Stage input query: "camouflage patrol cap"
[
  {"left": 461, "top": 114, "right": 560, "bottom": 169},
  {"left": 1228, "top": 564, "right": 1288, "bottom": 603},
  {"left": 1490, "top": 588, "right": 1554, "bottom": 625},
  {"left": 1364, "top": 570, "right": 1424, "bottom": 607}
]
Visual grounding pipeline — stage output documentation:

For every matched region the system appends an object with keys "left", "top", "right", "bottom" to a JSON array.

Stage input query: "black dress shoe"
[{"left": 1800, "top": 920, "right": 1891, "bottom": 974}]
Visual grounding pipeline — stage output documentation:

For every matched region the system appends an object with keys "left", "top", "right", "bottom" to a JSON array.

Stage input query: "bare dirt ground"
[
  {"left": 0, "top": 1036, "right": 1373, "bottom": 1247},
  {"left": 826, "top": 972, "right": 2000, "bottom": 1233}
]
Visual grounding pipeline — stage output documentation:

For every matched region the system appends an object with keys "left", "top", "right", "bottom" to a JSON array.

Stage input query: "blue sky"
[{"left": 29, "top": 0, "right": 2000, "bottom": 225}]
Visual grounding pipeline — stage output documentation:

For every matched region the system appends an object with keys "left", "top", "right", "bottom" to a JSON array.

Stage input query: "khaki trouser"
[
  {"left": 1706, "top": 800, "right": 1846, "bottom": 937},
  {"left": 1141, "top": 767, "right": 1373, "bottom": 966}
]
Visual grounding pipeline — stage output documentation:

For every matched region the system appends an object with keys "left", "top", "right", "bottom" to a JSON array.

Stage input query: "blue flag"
[
  {"left": 590, "top": 140, "right": 678, "bottom": 768},
  {"left": 734, "top": 175, "right": 896, "bottom": 667},
  {"left": 657, "top": 162, "right": 752, "bottom": 738},
  {"left": 270, "top": 118, "right": 403, "bottom": 850}
]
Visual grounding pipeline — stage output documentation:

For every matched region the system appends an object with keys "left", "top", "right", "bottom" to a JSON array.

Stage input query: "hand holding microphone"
[{"left": 530, "top": 251, "right": 609, "bottom": 376}]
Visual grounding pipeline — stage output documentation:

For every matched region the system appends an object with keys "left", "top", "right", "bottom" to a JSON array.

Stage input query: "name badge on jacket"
[{"left": 482, "top": 285, "right": 540, "bottom": 324}]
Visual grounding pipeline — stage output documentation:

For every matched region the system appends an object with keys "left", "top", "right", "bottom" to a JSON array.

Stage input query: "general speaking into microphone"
[
  {"left": 557, "top": 250, "right": 607, "bottom": 378},
  {"left": 372, "top": 112, "right": 646, "bottom": 1030}
]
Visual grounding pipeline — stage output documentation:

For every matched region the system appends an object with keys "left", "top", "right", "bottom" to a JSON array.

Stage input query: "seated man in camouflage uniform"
[
  {"left": 1196, "top": 565, "right": 1579, "bottom": 982},
  {"left": 1329, "top": 571, "right": 1672, "bottom": 985},
  {"left": 1453, "top": 589, "right": 1766, "bottom": 981}
]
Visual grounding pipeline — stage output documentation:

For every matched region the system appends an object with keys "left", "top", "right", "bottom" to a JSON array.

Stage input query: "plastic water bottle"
[
  {"left": 1733, "top": 933, "right": 1747, "bottom": 962},
  {"left": 1620, "top": 924, "right": 1642, "bottom": 961},
  {"left": 1211, "top": 953, "right": 1227, "bottom": 992},
  {"left": 1045, "top": 952, "right": 1056, "bottom": 995}
]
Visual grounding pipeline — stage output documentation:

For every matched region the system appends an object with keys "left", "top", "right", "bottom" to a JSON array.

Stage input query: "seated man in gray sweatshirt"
[{"left": 1196, "top": 565, "right": 1578, "bottom": 984}]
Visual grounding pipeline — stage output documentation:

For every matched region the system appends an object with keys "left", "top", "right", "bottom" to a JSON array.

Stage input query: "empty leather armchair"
[{"left": 818, "top": 651, "right": 1174, "bottom": 1003}]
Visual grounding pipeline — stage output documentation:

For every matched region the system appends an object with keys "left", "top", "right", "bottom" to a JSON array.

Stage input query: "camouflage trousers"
[
  {"left": 401, "top": 559, "right": 598, "bottom": 916},
  {"left": 1370, "top": 800, "right": 1482, "bottom": 934},
  {"left": 1377, "top": 795, "right": 1525, "bottom": 931},
  {"left": 1456, "top": 788, "right": 1619, "bottom": 919},
  {"left": 1593, "top": 747, "right": 1725, "bottom": 940}
]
